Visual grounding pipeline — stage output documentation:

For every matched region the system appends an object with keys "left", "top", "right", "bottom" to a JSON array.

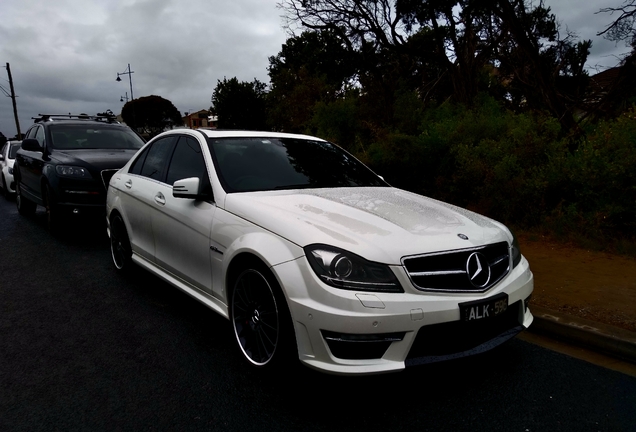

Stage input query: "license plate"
[{"left": 459, "top": 293, "right": 508, "bottom": 322}]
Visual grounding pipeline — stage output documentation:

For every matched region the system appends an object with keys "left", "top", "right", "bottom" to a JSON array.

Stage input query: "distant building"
[
  {"left": 183, "top": 110, "right": 217, "bottom": 129},
  {"left": 587, "top": 67, "right": 622, "bottom": 104}
]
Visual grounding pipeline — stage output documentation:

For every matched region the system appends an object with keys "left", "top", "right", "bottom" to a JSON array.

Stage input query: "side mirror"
[
  {"left": 173, "top": 177, "right": 202, "bottom": 199},
  {"left": 0, "top": 154, "right": 4, "bottom": 161},
  {"left": 21, "top": 138, "right": 43, "bottom": 152}
]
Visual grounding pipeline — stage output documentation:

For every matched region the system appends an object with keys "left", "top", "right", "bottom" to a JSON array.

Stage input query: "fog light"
[{"left": 322, "top": 330, "right": 405, "bottom": 360}]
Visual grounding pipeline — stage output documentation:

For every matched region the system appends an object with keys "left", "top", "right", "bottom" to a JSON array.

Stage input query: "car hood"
[
  {"left": 52, "top": 149, "right": 139, "bottom": 171},
  {"left": 224, "top": 187, "right": 511, "bottom": 264}
]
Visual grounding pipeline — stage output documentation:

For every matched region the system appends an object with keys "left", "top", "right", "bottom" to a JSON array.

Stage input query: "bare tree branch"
[{"left": 596, "top": 0, "right": 636, "bottom": 43}]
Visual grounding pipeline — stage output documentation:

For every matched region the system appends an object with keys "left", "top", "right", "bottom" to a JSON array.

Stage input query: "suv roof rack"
[{"left": 32, "top": 113, "right": 119, "bottom": 124}]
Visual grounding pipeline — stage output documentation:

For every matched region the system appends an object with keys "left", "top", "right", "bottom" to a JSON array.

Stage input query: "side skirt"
[{"left": 132, "top": 253, "right": 230, "bottom": 320}]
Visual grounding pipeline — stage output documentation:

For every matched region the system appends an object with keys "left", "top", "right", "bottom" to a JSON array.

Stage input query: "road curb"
[{"left": 529, "top": 305, "right": 636, "bottom": 364}]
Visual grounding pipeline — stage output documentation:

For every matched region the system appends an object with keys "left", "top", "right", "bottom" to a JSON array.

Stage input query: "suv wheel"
[{"left": 16, "top": 179, "right": 36, "bottom": 216}]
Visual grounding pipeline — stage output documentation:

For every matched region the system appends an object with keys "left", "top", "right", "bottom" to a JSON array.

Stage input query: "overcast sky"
[{"left": 0, "top": 0, "right": 630, "bottom": 138}]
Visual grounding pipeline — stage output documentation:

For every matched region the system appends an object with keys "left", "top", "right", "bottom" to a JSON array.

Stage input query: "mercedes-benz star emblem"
[{"left": 466, "top": 252, "right": 491, "bottom": 288}]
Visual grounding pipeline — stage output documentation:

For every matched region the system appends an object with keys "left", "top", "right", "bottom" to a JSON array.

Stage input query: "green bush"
[
  {"left": 555, "top": 108, "right": 636, "bottom": 239},
  {"left": 309, "top": 97, "right": 359, "bottom": 151},
  {"left": 360, "top": 96, "right": 636, "bottom": 247}
]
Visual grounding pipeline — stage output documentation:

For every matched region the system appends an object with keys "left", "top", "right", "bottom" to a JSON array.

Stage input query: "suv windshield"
[
  {"left": 208, "top": 137, "right": 387, "bottom": 193},
  {"left": 49, "top": 124, "right": 145, "bottom": 150}
]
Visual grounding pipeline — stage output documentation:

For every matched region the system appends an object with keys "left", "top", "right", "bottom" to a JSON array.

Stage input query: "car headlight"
[
  {"left": 304, "top": 244, "right": 403, "bottom": 293},
  {"left": 511, "top": 232, "right": 522, "bottom": 268},
  {"left": 56, "top": 165, "right": 91, "bottom": 179}
]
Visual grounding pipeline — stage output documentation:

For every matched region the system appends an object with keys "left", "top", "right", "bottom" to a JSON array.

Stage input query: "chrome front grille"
[
  {"left": 100, "top": 169, "right": 119, "bottom": 191},
  {"left": 402, "top": 242, "right": 510, "bottom": 292}
]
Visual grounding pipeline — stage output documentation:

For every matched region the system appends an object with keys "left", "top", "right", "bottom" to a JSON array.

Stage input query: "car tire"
[
  {"left": 230, "top": 263, "right": 296, "bottom": 369},
  {"left": 44, "top": 184, "right": 62, "bottom": 233},
  {"left": 15, "top": 178, "right": 37, "bottom": 216},
  {"left": 110, "top": 213, "right": 133, "bottom": 272}
]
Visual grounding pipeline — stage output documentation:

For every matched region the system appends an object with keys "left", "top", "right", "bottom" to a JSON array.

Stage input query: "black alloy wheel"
[
  {"left": 15, "top": 178, "right": 36, "bottom": 216},
  {"left": 110, "top": 214, "right": 133, "bottom": 271},
  {"left": 231, "top": 267, "right": 286, "bottom": 367}
]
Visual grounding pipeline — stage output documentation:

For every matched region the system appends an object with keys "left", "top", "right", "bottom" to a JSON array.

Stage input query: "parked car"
[
  {"left": 14, "top": 114, "right": 145, "bottom": 231},
  {"left": 0, "top": 140, "right": 21, "bottom": 197},
  {"left": 106, "top": 129, "right": 534, "bottom": 375}
]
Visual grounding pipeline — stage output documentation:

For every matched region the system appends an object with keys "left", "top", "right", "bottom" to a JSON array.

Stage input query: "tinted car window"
[
  {"left": 49, "top": 124, "right": 144, "bottom": 150},
  {"left": 34, "top": 126, "right": 45, "bottom": 146},
  {"left": 25, "top": 127, "right": 37, "bottom": 140},
  {"left": 208, "top": 137, "right": 387, "bottom": 193},
  {"left": 9, "top": 143, "right": 21, "bottom": 159},
  {"left": 166, "top": 137, "right": 207, "bottom": 185},
  {"left": 128, "top": 145, "right": 150, "bottom": 175},
  {"left": 140, "top": 136, "right": 176, "bottom": 181}
]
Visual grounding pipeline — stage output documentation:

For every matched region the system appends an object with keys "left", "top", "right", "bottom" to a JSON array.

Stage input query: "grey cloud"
[{"left": 0, "top": 0, "right": 631, "bottom": 137}]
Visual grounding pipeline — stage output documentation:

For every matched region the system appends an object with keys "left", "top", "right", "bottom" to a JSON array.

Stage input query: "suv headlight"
[
  {"left": 304, "top": 244, "right": 403, "bottom": 293},
  {"left": 56, "top": 165, "right": 91, "bottom": 179}
]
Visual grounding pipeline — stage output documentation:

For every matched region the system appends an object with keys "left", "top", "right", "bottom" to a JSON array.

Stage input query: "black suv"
[{"left": 14, "top": 114, "right": 145, "bottom": 231}]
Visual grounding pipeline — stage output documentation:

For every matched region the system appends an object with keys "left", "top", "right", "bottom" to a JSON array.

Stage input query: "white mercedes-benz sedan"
[{"left": 106, "top": 129, "right": 533, "bottom": 375}]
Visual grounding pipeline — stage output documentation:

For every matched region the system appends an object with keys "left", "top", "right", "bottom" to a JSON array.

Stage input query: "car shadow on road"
[{"left": 30, "top": 208, "right": 110, "bottom": 246}]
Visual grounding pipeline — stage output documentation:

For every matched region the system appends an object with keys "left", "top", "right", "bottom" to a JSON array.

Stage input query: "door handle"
[
  {"left": 124, "top": 180, "right": 132, "bottom": 189},
  {"left": 154, "top": 192, "right": 166, "bottom": 205}
]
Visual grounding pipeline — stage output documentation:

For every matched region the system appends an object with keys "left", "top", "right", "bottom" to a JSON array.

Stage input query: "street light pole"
[
  {"left": 116, "top": 63, "right": 134, "bottom": 100},
  {"left": 116, "top": 64, "right": 136, "bottom": 129},
  {"left": 120, "top": 92, "right": 129, "bottom": 103}
]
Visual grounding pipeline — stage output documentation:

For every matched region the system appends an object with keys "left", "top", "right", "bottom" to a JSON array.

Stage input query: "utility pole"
[{"left": 5, "top": 63, "right": 22, "bottom": 139}]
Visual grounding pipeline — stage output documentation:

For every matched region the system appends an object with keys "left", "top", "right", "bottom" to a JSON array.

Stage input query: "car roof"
[{"left": 195, "top": 129, "right": 327, "bottom": 142}]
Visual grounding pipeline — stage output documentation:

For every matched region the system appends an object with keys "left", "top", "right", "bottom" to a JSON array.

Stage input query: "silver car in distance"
[{"left": 106, "top": 129, "right": 533, "bottom": 375}]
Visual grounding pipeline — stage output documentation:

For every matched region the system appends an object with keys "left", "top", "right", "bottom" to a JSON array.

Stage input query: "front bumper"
[
  {"left": 273, "top": 255, "right": 534, "bottom": 375},
  {"left": 2, "top": 167, "right": 15, "bottom": 193}
]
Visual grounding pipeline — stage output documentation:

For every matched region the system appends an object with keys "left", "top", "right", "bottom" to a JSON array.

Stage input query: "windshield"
[
  {"left": 207, "top": 137, "right": 387, "bottom": 193},
  {"left": 49, "top": 124, "right": 145, "bottom": 150}
]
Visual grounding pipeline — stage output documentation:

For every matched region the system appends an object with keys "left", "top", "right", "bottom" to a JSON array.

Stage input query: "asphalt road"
[{"left": 1, "top": 196, "right": 635, "bottom": 432}]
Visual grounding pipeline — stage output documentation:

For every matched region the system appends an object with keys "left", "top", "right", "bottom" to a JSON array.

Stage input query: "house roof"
[{"left": 589, "top": 67, "right": 621, "bottom": 93}]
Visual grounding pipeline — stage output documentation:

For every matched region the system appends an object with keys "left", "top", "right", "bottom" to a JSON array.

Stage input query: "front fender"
[
  {"left": 224, "top": 230, "right": 303, "bottom": 271},
  {"left": 213, "top": 225, "right": 304, "bottom": 304}
]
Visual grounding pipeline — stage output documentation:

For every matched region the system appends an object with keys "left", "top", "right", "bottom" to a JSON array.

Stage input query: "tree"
[
  {"left": 121, "top": 95, "right": 182, "bottom": 137},
  {"left": 267, "top": 30, "right": 358, "bottom": 132},
  {"left": 597, "top": 0, "right": 636, "bottom": 46},
  {"left": 211, "top": 77, "right": 268, "bottom": 130},
  {"left": 280, "top": 0, "right": 590, "bottom": 132}
]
